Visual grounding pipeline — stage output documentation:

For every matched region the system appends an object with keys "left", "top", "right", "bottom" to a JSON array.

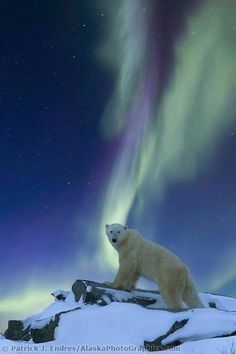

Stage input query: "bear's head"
[{"left": 105, "top": 223, "right": 128, "bottom": 249}]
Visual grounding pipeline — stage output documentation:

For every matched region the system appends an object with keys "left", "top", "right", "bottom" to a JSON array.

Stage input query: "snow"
[
  {"left": 162, "top": 308, "right": 236, "bottom": 344},
  {"left": 32, "top": 298, "right": 79, "bottom": 320},
  {"left": 1, "top": 290, "right": 236, "bottom": 353}
]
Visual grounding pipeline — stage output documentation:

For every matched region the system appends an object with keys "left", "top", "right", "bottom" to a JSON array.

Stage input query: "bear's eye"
[
  {"left": 110, "top": 230, "right": 113, "bottom": 233},
  {"left": 118, "top": 231, "right": 120, "bottom": 233}
]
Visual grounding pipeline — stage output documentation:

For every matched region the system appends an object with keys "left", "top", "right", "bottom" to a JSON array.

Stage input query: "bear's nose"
[{"left": 112, "top": 238, "right": 117, "bottom": 243}]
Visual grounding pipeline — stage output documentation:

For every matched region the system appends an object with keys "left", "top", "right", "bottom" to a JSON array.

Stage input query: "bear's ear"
[
  {"left": 124, "top": 225, "right": 128, "bottom": 230},
  {"left": 105, "top": 224, "right": 109, "bottom": 229}
]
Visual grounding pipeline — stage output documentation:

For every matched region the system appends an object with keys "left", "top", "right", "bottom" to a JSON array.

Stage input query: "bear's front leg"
[{"left": 104, "top": 261, "right": 138, "bottom": 291}]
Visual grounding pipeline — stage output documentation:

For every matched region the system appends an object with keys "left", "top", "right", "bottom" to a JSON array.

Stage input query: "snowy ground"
[{"left": 1, "top": 288, "right": 236, "bottom": 353}]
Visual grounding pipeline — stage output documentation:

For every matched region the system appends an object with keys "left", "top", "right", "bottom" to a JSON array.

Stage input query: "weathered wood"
[
  {"left": 31, "top": 314, "right": 60, "bottom": 343},
  {"left": 4, "top": 307, "right": 81, "bottom": 343},
  {"left": 144, "top": 319, "right": 189, "bottom": 351},
  {"left": 143, "top": 312, "right": 236, "bottom": 350},
  {"left": 4, "top": 320, "right": 30, "bottom": 341},
  {"left": 72, "top": 279, "right": 159, "bottom": 307},
  {"left": 4, "top": 279, "right": 161, "bottom": 343},
  {"left": 4, "top": 279, "right": 236, "bottom": 348}
]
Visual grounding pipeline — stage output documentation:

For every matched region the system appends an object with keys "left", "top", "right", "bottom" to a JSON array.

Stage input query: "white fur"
[{"left": 105, "top": 223, "right": 204, "bottom": 310}]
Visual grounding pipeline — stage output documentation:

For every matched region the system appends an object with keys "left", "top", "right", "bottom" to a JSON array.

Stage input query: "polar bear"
[{"left": 105, "top": 223, "right": 204, "bottom": 310}]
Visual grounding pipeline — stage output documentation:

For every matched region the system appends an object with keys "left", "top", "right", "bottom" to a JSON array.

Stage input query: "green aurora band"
[{"left": 98, "top": 0, "right": 236, "bottom": 294}]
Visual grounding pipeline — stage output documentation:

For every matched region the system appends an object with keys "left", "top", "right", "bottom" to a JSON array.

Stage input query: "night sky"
[{"left": 1, "top": 0, "right": 236, "bottom": 331}]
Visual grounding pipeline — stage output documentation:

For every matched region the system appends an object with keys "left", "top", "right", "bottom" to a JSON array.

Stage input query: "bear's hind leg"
[
  {"left": 159, "top": 287, "right": 184, "bottom": 311},
  {"left": 183, "top": 273, "right": 204, "bottom": 308},
  {"left": 158, "top": 267, "right": 186, "bottom": 311}
]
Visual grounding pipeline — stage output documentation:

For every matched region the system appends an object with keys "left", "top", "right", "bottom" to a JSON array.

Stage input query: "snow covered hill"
[{"left": 1, "top": 280, "right": 236, "bottom": 353}]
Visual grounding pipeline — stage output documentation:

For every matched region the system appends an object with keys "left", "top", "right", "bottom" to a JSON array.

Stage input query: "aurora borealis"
[
  {"left": 1, "top": 0, "right": 236, "bottom": 332},
  {"left": 99, "top": 0, "right": 236, "bottom": 268}
]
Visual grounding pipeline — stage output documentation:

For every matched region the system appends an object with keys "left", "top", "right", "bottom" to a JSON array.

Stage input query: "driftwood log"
[
  {"left": 4, "top": 279, "right": 162, "bottom": 343},
  {"left": 72, "top": 279, "right": 161, "bottom": 307},
  {"left": 3, "top": 279, "right": 236, "bottom": 350}
]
